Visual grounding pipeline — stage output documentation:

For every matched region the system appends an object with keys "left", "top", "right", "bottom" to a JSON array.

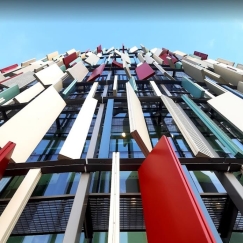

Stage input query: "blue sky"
[{"left": 0, "top": 1, "right": 243, "bottom": 68}]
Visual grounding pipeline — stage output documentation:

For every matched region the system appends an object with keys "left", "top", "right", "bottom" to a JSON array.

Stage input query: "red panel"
[
  {"left": 138, "top": 136, "right": 216, "bottom": 243},
  {"left": 0, "top": 72, "right": 23, "bottom": 84},
  {"left": 159, "top": 53, "right": 169, "bottom": 65},
  {"left": 112, "top": 60, "right": 123, "bottom": 68},
  {"left": 87, "top": 64, "right": 105, "bottom": 82},
  {"left": 161, "top": 48, "right": 169, "bottom": 54},
  {"left": 63, "top": 52, "right": 77, "bottom": 68},
  {"left": 194, "top": 51, "right": 208, "bottom": 60},
  {"left": 135, "top": 62, "right": 155, "bottom": 80},
  {"left": 97, "top": 45, "right": 102, "bottom": 53},
  {"left": 0, "top": 142, "right": 16, "bottom": 180},
  {"left": 0, "top": 64, "right": 18, "bottom": 73}
]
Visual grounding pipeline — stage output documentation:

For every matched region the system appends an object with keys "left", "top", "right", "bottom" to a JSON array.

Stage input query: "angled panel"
[
  {"left": 203, "top": 69, "right": 226, "bottom": 84},
  {"left": 237, "top": 81, "right": 243, "bottom": 93},
  {"left": 62, "top": 80, "right": 77, "bottom": 98},
  {"left": 236, "top": 63, "right": 243, "bottom": 70},
  {"left": 182, "top": 94, "right": 243, "bottom": 157},
  {"left": 69, "top": 57, "right": 82, "bottom": 67},
  {"left": 0, "top": 142, "right": 16, "bottom": 180},
  {"left": 135, "top": 62, "right": 155, "bottom": 80},
  {"left": 140, "top": 44, "right": 149, "bottom": 53},
  {"left": 0, "top": 85, "right": 20, "bottom": 104},
  {"left": 182, "top": 77, "right": 205, "bottom": 98},
  {"left": 86, "top": 82, "right": 99, "bottom": 99},
  {"left": 161, "top": 94, "right": 217, "bottom": 158},
  {"left": 34, "top": 64, "right": 65, "bottom": 86},
  {"left": 113, "top": 75, "right": 118, "bottom": 96},
  {"left": 213, "top": 63, "right": 243, "bottom": 86},
  {"left": 1, "top": 72, "right": 36, "bottom": 89},
  {"left": 63, "top": 52, "right": 77, "bottom": 68},
  {"left": 0, "top": 64, "right": 19, "bottom": 73},
  {"left": 166, "top": 56, "right": 175, "bottom": 68},
  {"left": 108, "top": 152, "right": 120, "bottom": 243},
  {"left": 0, "top": 169, "right": 41, "bottom": 243},
  {"left": 106, "top": 47, "right": 114, "bottom": 54},
  {"left": 59, "top": 97, "right": 97, "bottom": 160},
  {"left": 150, "top": 81, "right": 162, "bottom": 96},
  {"left": 21, "top": 58, "right": 36, "bottom": 67},
  {"left": 129, "top": 46, "right": 138, "bottom": 53},
  {"left": 152, "top": 54, "right": 163, "bottom": 64},
  {"left": 46, "top": 51, "right": 59, "bottom": 61},
  {"left": 216, "top": 58, "right": 234, "bottom": 66},
  {"left": 128, "top": 77, "right": 137, "bottom": 92},
  {"left": 194, "top": 51, "right": 208, "bottom": 60},
  {"left": 87, "top": 64, "right": 105, "bottom": 82},
  {"left": 126, "top": 82, "right": 152, "bottom": 156},
  {"left": 121, "top": 53, "right": 131, "bottom": 64},
  {"left": 150, "top": 48, "right": 162, "bottom": 56},
  {"left": 144, "top": 53, "right": 154, "bottom": 64},
  {"left": 123, "top": 60, "right": 131, "bottom": 79},
  {"left": 137, "top": 53, "right": 145, "bottom": 63},
  {"left": 66, "top": 61, "right": 89, "bottom": 83},
  {"left": 181, "top": 59, "right": 205, "bottom": 83},
  {"left": 138, "top": 136, "right": 217, "bottom": 243},
  {"left": 112, "top": 60, "right": 123, "bottom": 68},
  {"left": 173, "top": 50, "right": 187, "bottom": 58},
  {"left": 97, "top": 45, "right": 102, "bottom": 53},
  {"left": 207, "top": 92, "right": 243, "bottom": 135},
  {"left": 14, "top": 82, "right": 44, "bottom": 103},
  {"left": 84, "top": 53, "right": 100, "bottom": 66},
  {"left": 0, "top": 86, "right": 66, "bottom": 162},
  {"left": 66, "top": 49, "right": 76, "bottom": 55},
  {"left": 204, "top": 79, "right": 227, "bottom": 95}
]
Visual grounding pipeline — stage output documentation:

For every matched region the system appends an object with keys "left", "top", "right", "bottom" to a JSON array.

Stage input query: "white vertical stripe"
[
  {"left": 0, "top": 169, "right": 41, "bottom": 243},
  {"left": 113, "top": 75, "right": 118, "bottom": 96},
  {"left": 150, "top": 81, "right": 162, "bottom": 96}
]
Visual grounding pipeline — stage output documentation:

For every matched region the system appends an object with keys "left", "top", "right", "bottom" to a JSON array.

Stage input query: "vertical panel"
[
  {"left": 34, "top": 64, "right": 65, "bottom": 86},
  {"left": 108, "top": 152, "right": 120, "bottom": 243},
  {"left": 84, "top": 53, "right": 100, "bottom": 66},
  {"left": 98, "top": 99, "right": 114, "bottom": 158},
  {"left": 138, "top": 136, "right": 217, "bottom": 243},
  {"left": 123, "top": 61, "right": 131, "bottom": 79},
  {"left": 128, "top": 77, "right": 137, "bottom": 92},
  {"left": 0, "top": 86, "right": 66, "bottom": 162},
  {"left": 113, "top": 75, "right": 118, "bottom": 96},
  {"left": 66, "top": 61, "right": 89, "bottom": 82},
  {"left": 86, "top": 82, "right": 99, "bottom": 99},
  {"left": 135, "top": 62, "right": 155, "bottom": 80},
  {"left": 150, "top": 81, "right": 162, "bottom": 96},
  {"left": 207, "top": 92, "right": 243, "bottom": 134},
  {"left": 126, "top": 82, "right": 152, "bottom": 156},
  {"left": 46, "top": 51, "right": 59, "bottom": 61},
  {"left": 59, "top": 97, "right": 98, "bottom": 159},
  {"left": 0, "top": 142, "right": 16, "bottom": 180},
  {"left": 13, "top": 83, "right": 44, "bottom": 103},
  {"left": 87, "top": 64, "right": 105, "bottom": 82},
  {"left": 97, "top": 45, "right": 102, "bottom": 53},
  {"left": 0, "top": 169, "right": 41, "bottom": 243}
]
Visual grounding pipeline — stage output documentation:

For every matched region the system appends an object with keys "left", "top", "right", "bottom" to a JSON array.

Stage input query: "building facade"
[{"left": 0, "top": 45, "right": 243, "bottom": 243}]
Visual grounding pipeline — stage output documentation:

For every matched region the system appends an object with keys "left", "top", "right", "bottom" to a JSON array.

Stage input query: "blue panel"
[
  {"left": 98, "top": 99, "right": 114, "bottom": 158},
  {"left": 175, "top": 62, "right": 182, "bottom": 69},
  {"left": 182, "top": 77, "right": 205, "bottom": 98},
  {"left": 129, "top": 77, "right": 137, "bottom": 92},
  {"left": 62, "top": 80, "right": 77, "bottom": 98},
  {"left": 222, "top": 85, "right": 243, "bottom": 99},
  {"left": 0, "top": 84, "right": 20, "bottom": 104},
  {"left": 182, "top": 166, "right": 223, "bottom": 243},
  {"left": 59, "top": 65, "right": 66, "bottom": 72},
  {"left": 69, "top": 57, "right": 82, "bottom": 67}
]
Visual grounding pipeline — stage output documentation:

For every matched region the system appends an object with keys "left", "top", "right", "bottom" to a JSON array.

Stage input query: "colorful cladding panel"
[
  {"left": 63, "top": 52, "right": 77, "bottom": 68},
  {"left": 159, "top": 53, "right": 177, "bottom": 65},
  {"left": 0, "top": 85, "right": 20, "bottom": 104},
  {"left": 112, "top": 60, "right": 123, "bottom": 68},
  {"left": 182, "top": 77, "right": 205, "bottom": 98},
  {"left": 0, "top": 64, "right": 18, "bottom": 73},
  {"left": 135, "top": 62, "right": 155, "bottom": 80},
  {"left": 87, "top": 64, "right": 105, "bottom": 82},
  {"left": 0, "top": 142, "right": 16, "bottom": 180},
  {"left": 97, "top": 45, "right": 102, "bottom": 53},
  {"left": 138, "top": 136, "right": 216, "bottom": 243}
]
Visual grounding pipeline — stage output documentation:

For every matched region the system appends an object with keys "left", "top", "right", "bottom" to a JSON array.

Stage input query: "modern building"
[{"left": 1, "top": 45, "right": 243, "bottom": 243}]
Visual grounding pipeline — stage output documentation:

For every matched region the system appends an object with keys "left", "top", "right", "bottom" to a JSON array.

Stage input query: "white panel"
[
  {"left": 123, "top": 60, "right": 131, "bottom": 78},
  {"left": 184, "top": 56, "right": 208, "bottom": 68},
  {"left": 181, "top": 60, "right": 205, "bottom": 83},
  {"left": 144, "top": 53, "right": 154, "bottom": 64},
  {"left": 14, "top": 83, "right": 44, "bottom": 103},
  {"left": 66, "top": 61, "right": 89, "bottom": 83},
  {"left": 34, "top": 63, "right": 65, "bottom": 86},
  {"left": 114, "top": 49, "right": 122, "bottom": 56},
  {"left": 106, "top": 47, "right": 114, "bottom": 54},
  {"left": 203, "top": 69, "right": 227, "bottom": 84},
  {"left": 140, "top": 44, "right": 149, "bottom": 53},
  {"left": 0, "top": 169, "right": 41, "bottom": 243},
  {"left": 216, "top": 58, "right": 235, "bottom": 66},
  {"left": 166, "top": 57, "right": 175, "bottom": 68},
  {"left": 52, "top": 78, "right": 63, "bottom": 92},
  {"left": 161, "top": 84, "right": 172, "bottom": 96},
  {"left": 204, "top": 79, "right": 227, "bottom": 95},
  {"left": 237, "top": 81, "right": 243, "bottom": 93},
  {"left": 150, "top": 48, "right": 162, "bottom": 56},
  {"left": 0, "top": 72, "right": 5, "bottom": 81},
  {"left": 126, "top": 82, "right": 152, "bottom": 156},
  {"left": 121, "top": 53, "right": 131, "bottom": 64},
  {"left": 236, "top": 64, "right": 243, "bottom": 70},
  {"left": 0, "top": 86, "right": 66, "bottom": 162},
  {"left": 161, "top": 95, "right": 217, "bottom": 158},
  {"left": 97, "top": 53, "right": 103, "bottom": 58},
  {"left": 86, "top": 82, "right": 99, "bottom": 99},
  {"left": 0, "top": 98, "right": 5, "bottom": 105},
  {"left": 129, "top": 46, "right": 138, "bottom": 53},
  {"left": 213, "top": 63, "right": 243, "bottom": 86},
  {"left": 21, "top": 58, "right": 36, "bottom": 67},
  {"left": 76, "top": 50, "right": 80, "bottom": 56},
  {"left": 84, "top": 53, "right": 100, "bottom": 66},
  {"left": 47, "top": 51, "right": 59, "bottom": 61},
  {"left": 137, "top": 53, "right": 145, "bottom": 63},
  {"left": 150, "top": 81, "right": 162, "bottom": 96},
  {"left": 207, "top": 92, "right": 243, "bottom": 134},
  {"left": 153, "top": 62, "right": 166, "bottom": 74},
  {"left": 108, "top": 152, "right": 120, "bottom": 243},
  {"left": 59, "top": 97, "right": 97, "bottom": 159},
  {"left": 203, "top": 58, "right": 219, "bottom": 69},
  {"left": 66, "top": 49, "right": 76, "bottom": 55},
  {"left": 113, "top": 75, "right": 118, "bottom": 96},
  {"left": 173, "top": 50, "right": 187, "bottom": 57},
  {"left": 152, "top": 54, "right": 163, "bottom": 65}
]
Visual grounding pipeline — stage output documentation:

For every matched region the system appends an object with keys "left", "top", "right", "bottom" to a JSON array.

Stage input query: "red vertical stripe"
[
  {"left": 0, "top": 142, "right": 16, "bottom": 180},
  {"left": 97, "top": 45, "right": 102, "bottom": 53},
  {"left": 138, "top": 136, "right": 216, "bottom": 243}
]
